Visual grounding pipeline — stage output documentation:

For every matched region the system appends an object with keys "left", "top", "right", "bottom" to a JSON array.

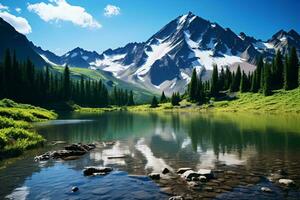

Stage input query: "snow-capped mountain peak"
[{"left": 31, "top": 12, "right": 300, "bottom": 95}]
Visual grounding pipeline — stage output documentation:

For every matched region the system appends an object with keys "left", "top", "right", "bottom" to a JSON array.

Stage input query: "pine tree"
[
  {"left": 256, "top": 57, "right": 263, "bottom": 91},
  {"left": 288, "top": 47, "right": 299, "bottom": 89},
  {"left": 127, "top": 91, "right": 135, "bottom": 106},
  {"left": 196, "top": 78, "right": 205, "bottom": 105},
  {"left": 263, "top": 63, "right": 272, "bottom": 96},
  {"left": 240, "top": 71, "right": 248, "bottom": 92},
  {"left": 224, "top": 66, "right": 232, "bottom": 90},
  {"left": 189, "top": 69, "right": 198, "bottom": 101},
  {"left": 160, "top": 91, "right": 167, "bottom": 103},
  {"left": 210, "top": 64, "right": 219, "bottom": 97},
  {"left": 63, "top": 65, "right": 71, "bottom": 100},
  {"left": 171, "top": 92, "right": 181, "bottom": 106},
  {"left": 150, "top": 96, "right": 159, "bottom": 108},
  {"left": 218, "top": 67, "right": 225, "bottom": 91},
  {"left": 273, "top": 50, "right": 284, "bottom": 89},
  {"left": 230, "top": 65, "right": 241, "bottom": 92}
]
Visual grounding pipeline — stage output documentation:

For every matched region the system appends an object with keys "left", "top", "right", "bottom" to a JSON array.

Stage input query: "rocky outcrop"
[{"left": 34, "top": 143, "right": 96, "bottom": 161}]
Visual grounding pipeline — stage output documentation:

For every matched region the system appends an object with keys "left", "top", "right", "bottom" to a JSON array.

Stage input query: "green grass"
[
  {"left": 0, "top": 99, "right": 57, "bottom": 159},
  {"left": 74, "top": 88, "right": 300, "bottom": 114},
  {"left": 212, "top": 89, "right": 300, "bottom": 114}
]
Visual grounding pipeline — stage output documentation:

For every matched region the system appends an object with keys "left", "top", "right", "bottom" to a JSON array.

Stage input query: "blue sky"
[{"left": 0, "top": 0, "right": 299, "bottom": 55}]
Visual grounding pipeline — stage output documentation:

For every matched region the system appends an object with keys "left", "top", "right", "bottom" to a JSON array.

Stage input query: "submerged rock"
[
  {"left": 169, "top": 196, "right": 184, "bottom": 200},
  {"left": 181, "top": 170, "right": 200, "bottom": 180},
  {"left": 65, "top": 143, "right": 96, "bottom": 152},
  {"left": 198, "top": 169, "right": 214, "bottom": 179},
  {"left": 148, "top": 173, "right": 160, "bottom": 180},
  {"left": 83, "top": 166, "right": 113, "bottom": 176},
  {"left": 72, "top": 186, "right": 79, "bottom": 192},
  {"left": 176, "top": 168, "right": 192, "bottom": 174},
  {"left": 162, "top": 168, "right": 170, "bottom": 174},
  {"left": 279, "top": 179, "right": 295, "bottom": 186},
  {"left": 261, "top": 187, "right": 272, "bottom": 193},
  {"left": 107, "top": 155, "right": 127, "bottom": 159},
  {"left": 199, "top": 175, "right": 207, "bottom": 182}
]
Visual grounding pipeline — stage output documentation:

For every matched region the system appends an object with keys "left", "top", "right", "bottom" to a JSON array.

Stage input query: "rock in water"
[
  {"left": 83, "top": 166, "right": 113, "bottom": 176},
  {"left": 72, "top": 186, "right": 79, "bottom": 192},
  {"left": 261, "top": 187, "right": 272, "bottom": 193},
  {"left": 279, "top": 179, "right": 295, "bottom": 186},
  {"left": 181, "top": 170, "right": 200, "bottom": 180},
  {"left": 198, "top": 169, "right": 214, "bottom": 179},
  {"left": 162, "top": 168, "right": 170, "bottom": 174},
  {"left": 199, "top": 175, "right": 207, "bottom": 182},
  {"left": 169, "top": 196, "right": 184, "bottom": 200},
  {"left": 176, "top": 168, "right": 192, "bottom": 174},
  {"left": 148, "top": 173, "right": 160, "bottom": 180}
]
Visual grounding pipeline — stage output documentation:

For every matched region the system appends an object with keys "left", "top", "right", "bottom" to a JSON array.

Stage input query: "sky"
[{"left": 0, "top": 0, "right": 299, "bottom": 55}]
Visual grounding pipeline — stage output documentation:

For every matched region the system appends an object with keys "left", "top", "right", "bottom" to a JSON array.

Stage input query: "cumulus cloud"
[
  {"left": 27, "top": 0, "right": 101, "bottom": 29},
  {"left": 104, "top": 4, "right": 121, "bottom": 17},
  {"left": 0, "top": 11, "right": 32, "bottom": 34},
  {"left": 16, "top": 8, "right": 22, "bottom": 13},
  {"left": 0, "top": 3, "right": 9, "bottom": 11}
]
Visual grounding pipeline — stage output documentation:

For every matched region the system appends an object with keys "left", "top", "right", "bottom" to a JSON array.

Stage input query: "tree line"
[
  {"left": 186, "top": 47, "right": 299, "bottom": 104},
  {"left": 155, "top": 47, "right": 299, "bottom": 107},
  {"left": 0, "top": 49, "right": 135, "bottom": 107}
]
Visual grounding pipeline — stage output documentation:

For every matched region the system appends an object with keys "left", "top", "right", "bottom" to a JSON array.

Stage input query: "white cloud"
[
  {"left": 16, "top": 8, "right": 22, "bottom": 13},
  {"left": 0, "top": 3, "right": 9, "bottom": 11},
  {"left": 0, "top": 11, "right": 32, "bottom": 34},
  {"left": 27, "top": 0, "right": 101, "bottom": 29},
  {"left": 104, "top": 4, "right": 120, "bottom": 17}
]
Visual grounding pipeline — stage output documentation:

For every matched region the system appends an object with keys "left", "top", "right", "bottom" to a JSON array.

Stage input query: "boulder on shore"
[
  {"left": 176, "top": 168, "right": 192, "bottom": 174},
  {"left": 83, "top": 166, "right": 113, "bottom": 176}
]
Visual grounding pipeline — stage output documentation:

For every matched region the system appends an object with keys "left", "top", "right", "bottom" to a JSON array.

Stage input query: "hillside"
[{"left": 51, "top": 66, "right": 155, "bottom": 103}]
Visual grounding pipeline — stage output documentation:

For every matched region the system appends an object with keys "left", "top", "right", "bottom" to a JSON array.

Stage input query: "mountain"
[
  {"left": 0, "top": 17, "right": 47, "bottom": 67},
  {"left": 88, "top": 12, "right": 300, "bottom": 94},
  {"left": 31, "top": 45, "right": 102, "bottom": 68}
]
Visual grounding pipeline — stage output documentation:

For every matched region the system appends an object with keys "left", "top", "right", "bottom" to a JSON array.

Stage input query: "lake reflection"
[{"left": 1, "top": 112, "right": 300, "bottom": 199}]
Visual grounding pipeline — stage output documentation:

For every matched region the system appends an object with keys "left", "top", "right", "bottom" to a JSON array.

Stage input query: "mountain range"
[{"left": 1, "top": 12, "right": 300, "bottom": 95}]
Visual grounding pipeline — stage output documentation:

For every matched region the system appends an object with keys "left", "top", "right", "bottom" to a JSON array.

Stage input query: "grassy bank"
[
  {"left": 74, "top": 88, "right": 300, "bottom": 114},
  {"left": 0, "top": 99, "right": 57, "bottom": 159}
]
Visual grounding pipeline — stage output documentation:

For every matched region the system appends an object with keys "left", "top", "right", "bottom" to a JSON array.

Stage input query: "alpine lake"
[{"left": 1, "top": 111, "right": 300, "bottom": 200}]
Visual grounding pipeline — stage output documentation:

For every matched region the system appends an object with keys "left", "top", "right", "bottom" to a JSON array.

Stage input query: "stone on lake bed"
[
  {"left": 107, "top": 155, "right": 127, "bottom": 159},
  {"left": 83, "top": 166, "right": 113, "bottom": 176},
  {"left": 148, "top": 173, "right": 160, "bottom": 180},
  {"left": 181, "top": 170, "right": 200, "bottom": 180},
  {"left": 176, "top": 168, "right": 192, "bottom": 174},
  {"left": 169, "top": 196, "right": 184, "bottom": 200},
  {"left": 198, "top": 169, "right": 214, "bottom": 179},
  {"left": 162, "top": 168, "right": 170, "bottom": 174},
  {"left": 261, "top": 187, "right": 272, "bottom": 193},
  {"left": 199, "top": 175, "right": 207, "bottom": 182},
  {"left": 72, "top": 186, "right": 79, "bottom": 192},
  {"left": 278, "top": 179, "right": 295, "bottom": 186}
]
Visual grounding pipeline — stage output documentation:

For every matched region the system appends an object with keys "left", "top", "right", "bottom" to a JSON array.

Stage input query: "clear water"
[{"left": 1, "top": 112, "right": 300, "bottom": 199}]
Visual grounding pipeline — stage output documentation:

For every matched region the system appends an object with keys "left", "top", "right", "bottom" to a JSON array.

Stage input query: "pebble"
[
  {"left": 169, "top": 196, "right": 184, "bottom": 200},
  {"left": 72, "top": 186, "right": 79, "bottom": 192},
  {"left": 261, "top": 187, "right": 272, "bottom": 193}
]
